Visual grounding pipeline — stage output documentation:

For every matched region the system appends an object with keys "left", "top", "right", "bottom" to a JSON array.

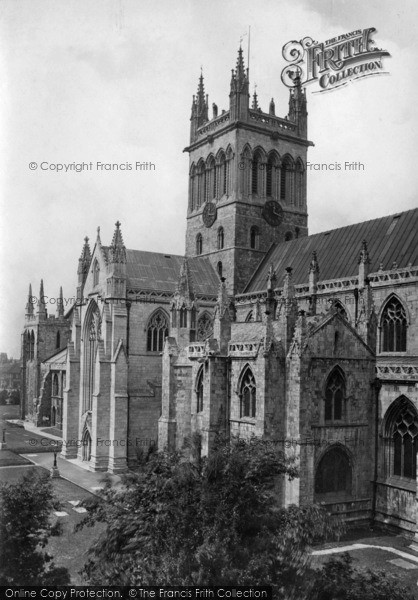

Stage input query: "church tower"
[{"left": 184, "top": 48, "right": 312, "bottom": 295}]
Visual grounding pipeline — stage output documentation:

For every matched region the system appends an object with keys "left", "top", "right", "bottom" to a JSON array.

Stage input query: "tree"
[
  {"left": 307, "top": 553, "right": 414, "bottom": 600},
  {"left": 0, "top": 470, "right": 70, "bottom": 585},
  {"left": 78, "top": 436, "right": 343, "bottom": 596}
]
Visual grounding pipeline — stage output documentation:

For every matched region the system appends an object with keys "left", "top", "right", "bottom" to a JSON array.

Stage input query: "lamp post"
[
  {"left": 0, "top": 429, "right": 7, "bottom": 450},
  {"left": 50, "top": 450, "right": 60, "bottom": 478}
]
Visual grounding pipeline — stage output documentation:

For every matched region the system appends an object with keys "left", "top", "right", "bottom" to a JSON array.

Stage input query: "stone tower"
[
  {"left": 21, "top": 281, "right": 69, "bottom": 422},
  {"left": 184, "top": 48, "right": 312, "bottom": 295}
]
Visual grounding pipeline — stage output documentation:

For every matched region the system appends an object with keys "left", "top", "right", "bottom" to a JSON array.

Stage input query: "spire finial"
[
  {"left": 309, "top": 251, "right": 320, "bottom": 274},
  {"left": 26, "top": 283, "right": 34, "bottom": 316},
  {"left": 252, "top": 85, "right": 259, "bottom": 110},
  {"left": 109, "top": 220, "right": 126, "bottom": 264},
  {"left": 358, "top": 239, "right": 370, "bottom": 264},
  {"left": 37, "top": 279, "right": 47, "bottom": 318},
  {"left": 57, "top": 286, "right": 64, "bottom": 317}
]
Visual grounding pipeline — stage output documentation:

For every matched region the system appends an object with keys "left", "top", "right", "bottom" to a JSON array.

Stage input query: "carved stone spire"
[
  {"left": 289, "top": 310, "right": 308, "bottom": 356},
  {"left": 108, "top": 221, "right": 127, "bottom": 264},
  {"left": 308, "top": 251, "right": 320, "bottom": 315},
  {"left": 269, "top": 98, "right": 275, "bottom": 115},
  {"left": 172, "top": 257, "right": 195, "bottom": 310},
  {"left": 282, "top": 267, "right": 295, "bottom": 302},
  {"left": 229, "top": 46, "right": 249, "bottom": 121},
  {"left": 25, "top": 283, "right": 34, "bottom": 317},
  {"left": 214, "top": 277, "right": 229, "bottom": 320},
  {"left": 308, "top": 251, "right": 320, "bottom": 292},
  {"left": 37, "top": 279, "right": 47, "bottom": 319},
  {"left": 252, "top": 88, "right": 259, "bottom": 110},
  {"left": 78, "top": 236, "right": 92, "bottom": 277},
  {"left": 358, "top": 239, "right": 370, "bottom": 287},
  {"left": 57, "top": 286, "right": 64, "bottom": 317},
  {"left": 288, "top": 73, "right": 307, "bottom": 137},
  {"left": 266, "top": 265, "right": 277, "bottom": 317}
]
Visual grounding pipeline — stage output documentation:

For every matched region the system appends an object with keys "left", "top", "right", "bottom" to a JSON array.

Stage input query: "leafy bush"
[
  {"left": 307, "top": 553, "right": 414, "bottom": 600},
  {"left": 0, "top": 470, "right": 70, "bottom": 585},
  {"left": 78, "top": 436, "right": 343, "bottom": 597}
]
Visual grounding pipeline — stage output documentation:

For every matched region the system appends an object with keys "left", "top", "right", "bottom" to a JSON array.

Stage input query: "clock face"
[
  {"left": 202, "top": 202, "right": 217, "bottom": 227},
  {"left": 262, "top": 200, "right": 283, "bottom": 227}
]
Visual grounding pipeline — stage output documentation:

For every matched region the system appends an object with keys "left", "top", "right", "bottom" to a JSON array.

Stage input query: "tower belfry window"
[
  {"left": 196, "top": 233, "right": 203, "bottom": 255},
  {"left": 280, "top": 162, "right": 287, "bottom": 200},
  {"left": 252, "top": 154, "right": 260, "bottom": 194},
  {"left": 217, "top": 227, "right": 224, "bottom": 250},
  {"left": 250, "top": 226, "right": 259, "bottom": 250},
  {"left": 266, "top": 158, "right": 273, "bottom": 196}
]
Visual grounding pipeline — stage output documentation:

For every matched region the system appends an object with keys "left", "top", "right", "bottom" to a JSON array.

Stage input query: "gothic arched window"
[
  {"left": 381, "top": 296, "right": 407, "bottom": 352},
  {"left": 207, "top": 156, "right": 216, "bottom": 200},
  {"left": 196, "top": 367, "right": 204, "bottom": 413},
  {"left": 179, "top": 307, "right": 188, "bottom": 328},
  {"left": 83, "top": 303, "right": 101, "bottom": 413},
  {"left": 217, "top": 227, "right": 224, "bottom": 250},
  {"left": 266, "top": 155, "right": 275, "bottom": 197},
  {"left": 295, "top": 159, "right": 304, "bottom": 208},
  {"left": 335, "top": 300, "right": 348, "bottom": 320},
  {"left": 189, "top": 164, "right": 196, "bottom": 211},
  {"left": 28, "top": 330, "right": 35, "bottom": 360},
  {"left": 315, "top": 447, "right": 352, "bottom": 496},
  {"left": 147, "top": 310, "right": 169, "bottom": 352},
  {"left": 240, "top": 367, "right": 256, "bottom": 418},
  {"left": 280, "top": 156, "right": 293, "bottom": 203},
  {"left": 52, "top": 374, "right": 59, "bottom": 397},
  {"left": 197, "top": 313, "right": 213, "bottom": 341},
  {"left": 197, "top": 160, "right": 205, "bottom": 208},
  {"left": 56, "top": 331, "right": 61, "bottom": 349},
  {"left": 324, "top": 367, "right": 345, "bottom": 422},
  {"left": 385, "top": 397, "right": 418, "bottom": 479},
  {"left": 251, "top": 152, "right": 262, "bottom": 195},
  {"left": 196, "top": 233, "right": 203, "bottom": 255},
  {"left": 217, "top": 261, "right": 223, "bottom": 278},
  {"left": 250, "top": 226, "right": 259, "bottom": 250}
]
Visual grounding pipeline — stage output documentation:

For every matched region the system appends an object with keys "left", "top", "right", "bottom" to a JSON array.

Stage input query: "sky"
[{"left": 0, "top": 0, "right": 417, "bottom": 358}]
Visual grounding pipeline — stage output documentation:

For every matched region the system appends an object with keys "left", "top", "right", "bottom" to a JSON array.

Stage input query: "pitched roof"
[
  {"left": 126, "top": 250, "right": 219, "bottom": 297},
  {"left": 244, "top": 208, "right": 418, "bottom": 293}
]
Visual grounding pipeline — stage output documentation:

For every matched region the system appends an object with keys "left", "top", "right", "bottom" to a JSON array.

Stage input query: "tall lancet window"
[
  {"left": 240, "top": 367, "right": 256, "bottom": 418},
  {"left": 83, "top": 304, "right": 100, "bottom": 414}
]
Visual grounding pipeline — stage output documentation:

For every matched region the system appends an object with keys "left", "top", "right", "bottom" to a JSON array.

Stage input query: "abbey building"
[{"left": 21, "top": 48, "right": 418, "bottom": 534}]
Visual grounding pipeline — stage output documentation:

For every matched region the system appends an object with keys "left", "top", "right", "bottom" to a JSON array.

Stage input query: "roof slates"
[{"left": 244, "top": 208, "right": 418, "bottom": 293}]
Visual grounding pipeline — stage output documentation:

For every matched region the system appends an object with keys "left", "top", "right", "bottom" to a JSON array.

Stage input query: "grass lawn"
[
  {"left": 311, "top": 543, "right": 418, "bottom": 599},
  {"left": 0, "top": 450, "right": 31, "bottom": 467},
  {"left": 0, "top": 465, "right": 105, "bottom": 584}
]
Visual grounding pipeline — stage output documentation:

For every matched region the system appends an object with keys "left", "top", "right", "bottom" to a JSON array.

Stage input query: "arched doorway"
[
  {"left": 315, "top": 446, "right": 352, "bottom": 501},
  {"left": 82, "top": 429, "right": 92, "bottom": 462}
]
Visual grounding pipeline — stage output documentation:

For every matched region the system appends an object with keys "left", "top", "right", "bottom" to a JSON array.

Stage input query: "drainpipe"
[{"left": 371, "top": 377, "right": 382, "bottom": 525}]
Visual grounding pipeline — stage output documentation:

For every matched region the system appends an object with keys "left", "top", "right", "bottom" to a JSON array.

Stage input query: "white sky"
[{"left": 1, "top": 0, "right": 417, "bottom": 358}]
